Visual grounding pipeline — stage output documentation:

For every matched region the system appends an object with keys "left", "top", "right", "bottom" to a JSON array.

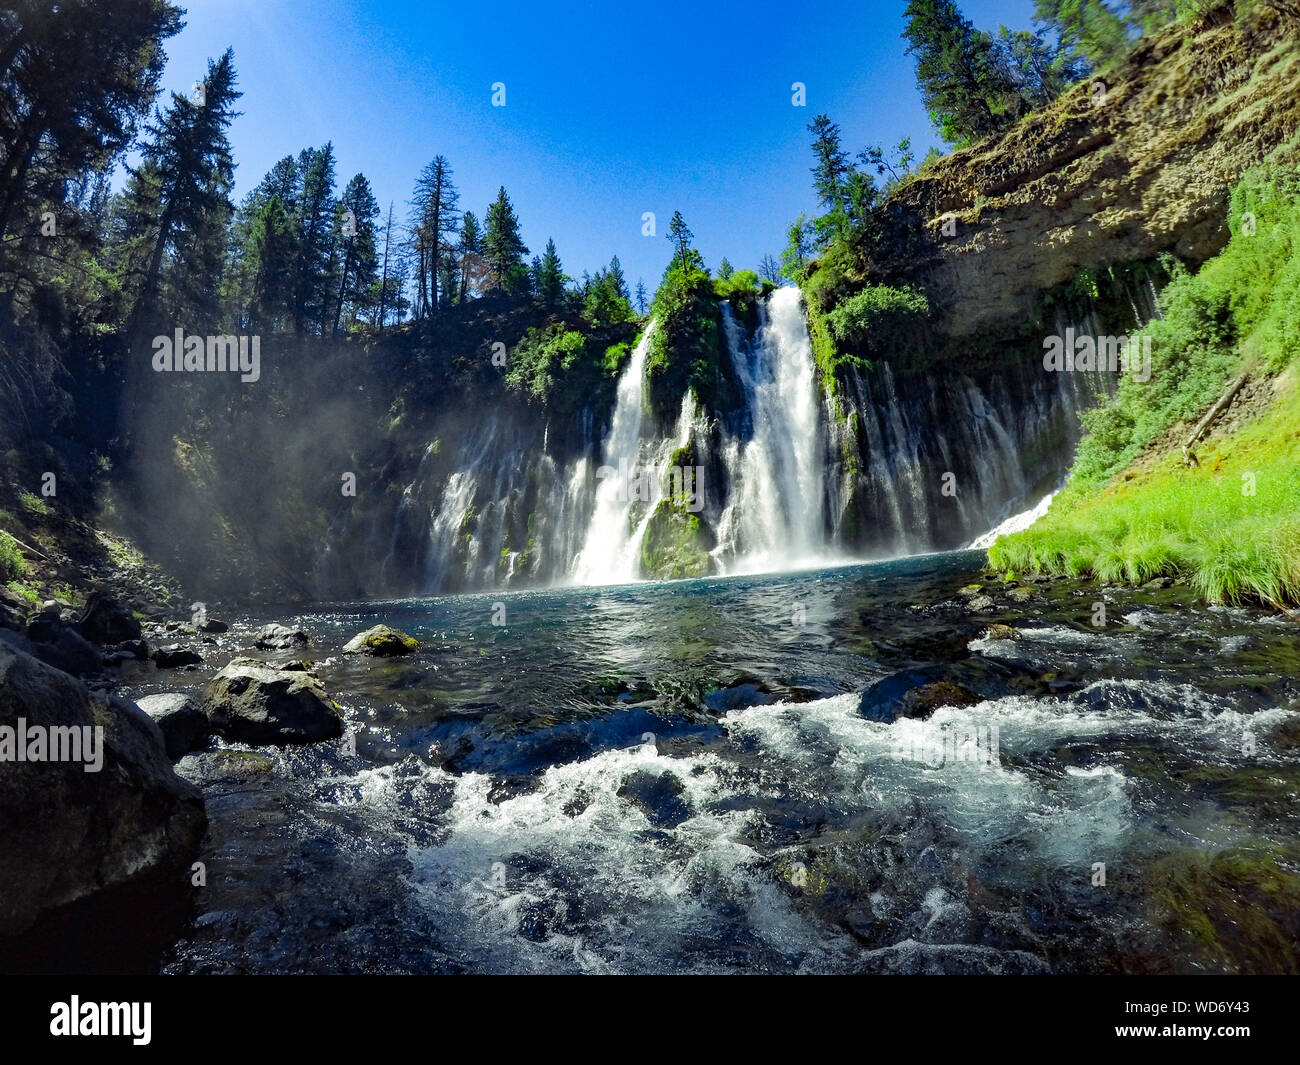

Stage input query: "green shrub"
[{"left": 0, "top": 531, "right": 25, "bottom": 583}]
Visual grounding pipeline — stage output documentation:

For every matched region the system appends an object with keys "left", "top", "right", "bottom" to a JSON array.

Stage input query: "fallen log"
[{"left": 1182, "top": 372, "right": 1248, "bottom": 465}]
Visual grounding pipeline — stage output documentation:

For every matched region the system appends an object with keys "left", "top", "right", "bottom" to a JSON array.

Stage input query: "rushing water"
[{"left": 134, "top": 551, "right": 1300, "bottom": 974}]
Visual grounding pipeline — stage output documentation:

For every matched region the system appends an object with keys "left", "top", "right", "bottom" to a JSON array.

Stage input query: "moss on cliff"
[{"left": 640, "top": 500, "right": 714, "bottom": 580}]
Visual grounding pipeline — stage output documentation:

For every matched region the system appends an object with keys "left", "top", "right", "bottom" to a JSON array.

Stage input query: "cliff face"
[{"left": 883, "top": 2, "right": 1300, "bottom": 339}]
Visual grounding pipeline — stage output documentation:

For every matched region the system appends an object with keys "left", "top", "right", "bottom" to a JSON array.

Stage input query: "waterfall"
[
  {"left": 571, "top": 325, "right": 655, "bottom": 585},
  {"left": 712, "top": 287, "right": 836, "bottom": 575}
]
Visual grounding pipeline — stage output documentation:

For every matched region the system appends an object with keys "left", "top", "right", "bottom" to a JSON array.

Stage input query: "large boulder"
[
  {"left": 77, "top": 592, "right": 142, "bottom": 645},
  {"left": 254, "top": 623, "right": 310, "bottom": 650},
  {"left": 202, "top": 661, "right": 342, "bottom": 744},
  {"left": 135, "top": 692, "right": 211, "bottom": 759},
  {"left": 26, "top": 616, "right": 103, "bottom": 678},
  {"left": 343, "top": 624, "right": 418, "bottom": 657},
  {"left": 152, "top": 644, "right": 203, "bottom": 669},
  {"left": 0, "top": 644, "right": 207, "bottom": 937}
]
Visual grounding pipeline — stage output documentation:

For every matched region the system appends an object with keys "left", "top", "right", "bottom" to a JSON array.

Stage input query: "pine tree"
[
  {"left": 456, "top": 210, "right": 484, "bottom": 302},
  {"left": 807, "top": 114, "right": 852, "bottom": 234},
  {"left": 483, "top": 186, "right": 528, "bottom": 295},
  {"left": 0, "top": 0, "right": 182, "bottom": 240},
  {"left": 1033, "top": 0, "right": 1131, "bottom": 70},
  {"left": 118, "top": 48, "right": 240, "bottom": 337},
  {"left": 666, "top": 210, "right": 698, "bottom": 274},
  {"left": 634, "top": 279, "right": 648, "bottom": 315},
  {"left": 903, "top": 0, "right": 1019, "bottom": 145},
  {"left": 410, "top": 155, "right": 460, "bottom": 315},
  {"left": 608, "top": 254, "right": 629, "bottom": 299},
  {"left": 290, "top": 142, "right": 337, "bottom": 335},
  {"left": 717, "top": 257, "right": 734, "bottom": 281},
  {"left": 331, "top": 173, "right": 380, "bottom": 334},
  {"left": 780, "top": 214, "right": 813, "bottom": 281},
  {"left": 537, "top": 238, "right": 565, "bottom": 308}
]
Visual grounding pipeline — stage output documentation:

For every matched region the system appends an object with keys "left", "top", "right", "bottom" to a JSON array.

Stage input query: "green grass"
[
  {"left": 990, "top": 372, "right": 1300, "bottom": 605},
  {"left": 989, "top": 169, "right": 1300, "bottom": 607}
]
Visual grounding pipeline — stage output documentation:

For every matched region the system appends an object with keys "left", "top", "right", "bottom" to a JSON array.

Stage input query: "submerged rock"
[
  {"left": 136, "top": 692, "right": 211, "bottom": 759},
  {"left": 704, "top": 683, "right": 776, "bottom": 713},
  {"left": 0, "top": 644, "right": 206, "bottom": 937},
  {"left": 343, "top": 624, "right": 418, "bottom": 657},
  {"left": 254, "top": 623, "right": 311, "bottom": 650},
  {"left": 617, "top": 769, "right": 692, "bottom": 828},
  {"left": 202, "top": 661, "right": 342, "bottom": 744}
]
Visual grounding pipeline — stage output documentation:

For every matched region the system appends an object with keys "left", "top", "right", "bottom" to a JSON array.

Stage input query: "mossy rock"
[
  {"left": 1149, "top": 846, "right": 1300, "bottom": 973},
  {"left": 639, "top": 500, "right": 714, "bottom": 580},
  {"left": 343, "top": 624, "right": 419, "bottom": 657}
]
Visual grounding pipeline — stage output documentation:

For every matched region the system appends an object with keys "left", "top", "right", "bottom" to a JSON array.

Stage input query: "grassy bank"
[{"left": 989, "top": 169, "right": 1300, "bottom": 607}]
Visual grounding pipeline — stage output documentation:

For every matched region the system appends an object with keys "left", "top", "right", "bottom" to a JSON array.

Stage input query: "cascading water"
[
  {"left": 712, "top": 288, "right": 837, "bottom": 575},
  {"left": 366, "top": 286, "right": 1133, "bottom": 596},
  {"left": 571, "top": 325, "right": 655, "bottom": 585}
]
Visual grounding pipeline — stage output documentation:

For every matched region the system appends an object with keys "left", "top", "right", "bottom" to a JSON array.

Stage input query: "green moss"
[
  {"left": 640, "top": 499, "right": 714, "bottom": 580},
  {"left": 1150, "top": 846, "right": 1300, "bottom": 972}
]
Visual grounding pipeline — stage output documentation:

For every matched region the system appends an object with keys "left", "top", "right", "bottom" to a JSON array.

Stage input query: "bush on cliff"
[{"left": 646, "top": 264, "right": 723, "bottom": 421}]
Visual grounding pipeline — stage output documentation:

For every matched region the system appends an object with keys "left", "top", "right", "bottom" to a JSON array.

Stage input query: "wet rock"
[
  {"left": 343, "top": 624, "right": 418, "bottom": 657},
  {"left": 153, "top": 644, "right": 203, "bottom": 669},
  {"left": 0, "top": 644, "right": 207, "bottom": 937},
  {"left": 858, "top": 667, "right": 986, "bottom": 723},
  {"left": 176, "top": 749, "right": 275, "bottom": 786},
  {"left": 77, "top": 592, "right": 142, "bottom": 645},
  {"left": 197, "top": 619, "right": 229, "bottom": 634},
  {"left": 983, "top": 624, "right": 1020, "bottom": 641},
  {"left": 254, "top": 623, "right": 310, "bottom": 650},
  {"left": 1006, "top": 586, "right": 1035, "bottom": 602},
  {"left": 1143, "top": 577, "right": 1174, "bottom": 590},
  {"left": 617, "top": 769, "right": 692, "bottom": 828},
  {"left": 957, "top": 584, "right": 984, "bottom": 598},
  {"left": 136, "top": 692, "right": 211, "bottom": 759},
  {"left": 967, "top": 595, "right": 996, "bottom": 611},
  {"left": 112, "top": 639, "right": 150, "bottom": 660},
  {"left": 704, "top": 683, "right": 776, "bottom": 713},
  {"left": 202, "top": 661, "right": 342, "bottom": 745}
]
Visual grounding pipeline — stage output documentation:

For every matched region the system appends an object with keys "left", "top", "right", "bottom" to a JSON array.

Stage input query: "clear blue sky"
[{"left": 154, "top": 0, "right": 1037, "bottom": 291}]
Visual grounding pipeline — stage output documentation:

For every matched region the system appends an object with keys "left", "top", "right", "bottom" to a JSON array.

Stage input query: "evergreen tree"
[
  {"left": 0, "top": 0, "right": 182, "bottom": 240},
  {"left": 780, "top": 214, "right": 813, "bottom": 281},
  {"left": 666, "top": 210, "right": 699, "bottom": 274},
  {"left": 608, "top": 254, "right": 629, "bottom": 299},
  {"left": 634, "top": 278, "right": 648, "bottom": 315},
  {"left": 118, "top": 48, "right": 241, "bottom": 336},
  {"left": 331, "top": 173, "right": 380, "bottom": 334},
  {"left": 537, "top": 238, "right": 565, "bottom": 308},
  {"left": 410, "top": 155, "right": 460, "bottom": 315},
  {"left": 1033, "top": 0, "right": 1131, "bottom": 70},
  {"left": 245, "top": 194, "right": 297, "bottom": 331},
  {"left": 290, "top": 142, "right": 337, "bottom": 335},
  {"left": 903, "top": 0, "right": 1019, "bottom": 145},
  {"left": 807, "top": 114, "right": 853, "bottom": 243},
  {"left": 716, "top": 257, "right": 734, "bottom": 281},
  {"left": 456, "top": 210, "right": 485, "bottom": 302},
  {"left": 996, "top": 26, "right": 1085, "bottom": 110},
  {"left": 483, "top": 186, "right": 529, "bottom": 294}
]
